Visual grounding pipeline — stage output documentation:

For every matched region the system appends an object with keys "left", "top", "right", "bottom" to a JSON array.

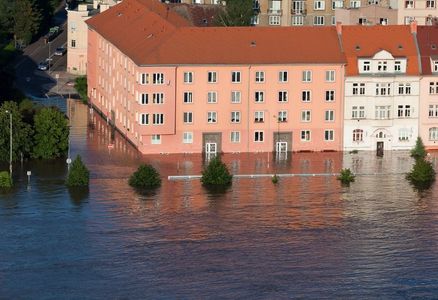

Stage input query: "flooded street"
[{"left": 1, "top": 101, "right": 438, "bottom": 298}]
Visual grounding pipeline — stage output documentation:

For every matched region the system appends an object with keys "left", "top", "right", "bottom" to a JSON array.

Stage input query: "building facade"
[
  {"left": 397, "top": 0, "right": 438, "bottom": 25},
  {"left": 335, "top": 5, "right": 397, "bottom": 25},
  {"left": 340, "top": 24, "right": 421, "bottom": 152}
]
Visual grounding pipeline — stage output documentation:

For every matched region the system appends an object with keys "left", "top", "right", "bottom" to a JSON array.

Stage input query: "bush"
[
  {"left": 411, "top": 137, "right": 427, "bottom": 160},
  {"left": 66, "top": 155, "right": 89, "bottom": 187},
  {"left": 349, "top": 149, "right": 358, "bottom": 154},
  {"left": 74, "top": 76, "right": 88, "bottom": 104},
  {"left": 406, "top": 158, "right": 436, "bottom": 190},
  {"left": 337, "top": 168, "right": 355, "bottom": 185},
  {"left": 201, "top": 156, "right": 232, "bottom": 187},
  {"left": 129, "top": 164, "right": 161, "bottom": 189},
  {"left": 272, "top": 174, "right": 279, "bottom": 184},
  {"left": 0, "top": 171, "right": 12, "bottom": 188}
]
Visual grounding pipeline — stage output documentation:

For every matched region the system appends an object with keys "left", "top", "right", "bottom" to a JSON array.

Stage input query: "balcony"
[
  {"left": 268, "top": 8, "right": 283, "bottom": 15},
  {"left": 291, "top": 8, "right": 307, "bottom": 15}
]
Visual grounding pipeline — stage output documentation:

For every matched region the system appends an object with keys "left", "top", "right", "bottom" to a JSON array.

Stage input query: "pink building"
[
  {"left": 86, "top": 0, "right": 346, "bottom": 155},
  {"left": 417, "top": 25, "right": 438, "bottom": 149}
]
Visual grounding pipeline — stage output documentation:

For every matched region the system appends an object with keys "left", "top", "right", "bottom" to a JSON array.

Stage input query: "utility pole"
[{"left": 5, "top": 110, "right": 12, "bottom": 183}]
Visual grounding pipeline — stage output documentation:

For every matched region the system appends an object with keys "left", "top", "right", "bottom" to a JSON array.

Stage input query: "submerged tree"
[
  {"left": 407, "top": 156, "right": 436, "bottom": 190},
  {"left": 129, "top": 164, "right": 161, "bottom": 189},
  {"left": 337, "top": 168, "right": 356, "bottom": 186},
  {"left": 201, "top": 156, "right": 233, "bottom": 187},
  {"left": 410, "top": 137, "right": 427, "bottom": 160},
  {"left": 66, "top": 155, "right": 89, "bottom": 187}
]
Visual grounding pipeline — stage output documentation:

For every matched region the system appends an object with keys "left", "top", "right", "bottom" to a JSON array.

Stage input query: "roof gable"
[{"left": 372, "top": 49, "right": 395, "bottom": 60}]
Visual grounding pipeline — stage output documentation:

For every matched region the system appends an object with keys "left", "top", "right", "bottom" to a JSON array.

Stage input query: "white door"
[
  {"left": 276, "top": 142, "right": 287, "bottom": 153},
  {"left": 206, "top": 142, "right": 217, "bottom": 155}
]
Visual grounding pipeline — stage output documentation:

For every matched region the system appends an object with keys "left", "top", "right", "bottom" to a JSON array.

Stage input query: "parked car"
[
  {"left": 37, "top": 60, "right": 50, "bottom": 71},
  {"left": 54, "top": 47, "right": 66, "bottom": 56}
]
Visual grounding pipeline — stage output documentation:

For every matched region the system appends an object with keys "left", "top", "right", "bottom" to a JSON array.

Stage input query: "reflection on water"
[{"left": 1, "top": 101, "right": 438, "bottom": 298}]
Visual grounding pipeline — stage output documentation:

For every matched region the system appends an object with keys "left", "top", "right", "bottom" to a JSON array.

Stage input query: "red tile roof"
[
  {"left": 86, "top": 0, "right": 346, "bottom": 66},
  {"left": 340, "top": 25, "right": 420, "bottom": 76},
  {"left": 417, "top": 26, "right": 438, "bottom": 75}
]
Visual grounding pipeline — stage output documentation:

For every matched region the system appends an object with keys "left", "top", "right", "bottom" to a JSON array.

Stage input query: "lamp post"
[
  {"left": 48, "top": 41, "right": 51, "bottom": 73},
  {"left": 5, "top": 110, "right": 12, "bottom": 183}
]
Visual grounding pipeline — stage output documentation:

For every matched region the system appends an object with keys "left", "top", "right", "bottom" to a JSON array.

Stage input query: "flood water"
[{"left": 1, "top": 101, "right": 438, "bottom": 298}]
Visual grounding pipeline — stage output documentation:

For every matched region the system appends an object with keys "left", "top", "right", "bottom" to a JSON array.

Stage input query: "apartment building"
[
  {"left": 417, "top": 25, "right": 438, "bottom": 149},
  {"left": 335, "top": 5, "right": 397, "bottom": 25},
  {"left": 340, "top": 23, "right": 421, "bottom": 152},
  {"left": 397, "top": 0, "right": 438, "bottom": 25},
  {"left": 86, "top": 0, "right": 346, "bottom": 155}
]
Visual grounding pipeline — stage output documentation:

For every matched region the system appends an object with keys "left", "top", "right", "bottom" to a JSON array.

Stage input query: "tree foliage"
[
  {"left": 12, "top": 0, "right": 43, "bottom": 46},
  {"left": 406, "top": 158, "right": 436, "bottom": 190},
  {"left": 0, "top": 171, "right": 12, "bottom": 188},
  {"left": 74, "top": 76, "right": 88, "bottom": 104},
  {"left": 129, "top": 164, "right": 161, "bottom": 189},
  {"left": 201, "top": 156, "right": 233, "bottom": 187},
  {"left": 216, "top": 0, "right": 254, "bottom": 26},
  {"left": 32, "top": 107, "right": 69, "bottom": 159},
  {"left": 66, "top": 155, "right": 89, "bottom": 187},
  {"left": 410, "top": 137, "right": 427, "bottom": 160},
  {"left": 337, "top": 168, "right": 356, "bottom": 185},
  {"left": 0, "top": 101, "right": 33, "bottom": 162}
]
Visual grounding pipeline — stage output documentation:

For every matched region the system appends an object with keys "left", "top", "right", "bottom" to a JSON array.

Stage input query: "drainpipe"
[{"left": 247, "top": 65, "right": 252, "bottom": 153}]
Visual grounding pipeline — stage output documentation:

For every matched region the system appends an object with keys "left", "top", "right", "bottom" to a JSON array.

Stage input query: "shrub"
[
  {"left": 201, "top": 156, "right": 232, "bottom": 187},
  {"left": 272, "top": 174, "right": 279, "bottom": 184},
  {"left": 129, "top": 164, "right": 161, "bottom": 189},
  {"left": 406, "top": 158, "right": 436, "bottom": 190},
  {"left": 411, "top": 137, "right": 427, "bottom": 160},
  {"left": 0, "top": 171, "right": 12, "bottom": 188},
  {"left": 74, "top": 76, "right": 88, "bottom": 104},
  {"left": 349, "top": 149, "right": 358, "bottom": 154},
  {"left": 337, "top": 168, "right": 355, "bottom": 185},
  {"left": 66, "top": 156, "right": 89, "bottom": 187}
]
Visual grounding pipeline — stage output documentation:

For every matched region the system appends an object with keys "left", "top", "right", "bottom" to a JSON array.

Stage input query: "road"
[{"left": 13, "top": 6, "right": 77, "bottom": 98}]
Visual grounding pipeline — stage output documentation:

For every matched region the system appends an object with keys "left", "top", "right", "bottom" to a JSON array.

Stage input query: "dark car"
[
  {"left": 37, "top": 60, "right": 51, "bottom": 71},
  {"left": 54, "top": 47, "right": 66, "bottom": 56}
]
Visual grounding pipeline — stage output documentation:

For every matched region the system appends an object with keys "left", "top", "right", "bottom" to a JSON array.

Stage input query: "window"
[
  {"left": 302, "top": 90, "right": 311, "bottom": 102},
  {"left": 279, "top": 71, "right": 288, "bottom": 82},
  {"left": 429, "top": 127, "right": 438, "bottom": 140},
  {"left": 397, "top": 105, "right": 411, "bottom": 118},
  {"left": 398, "top": 83, "right": 411, "bottom": 95},
  {"left": 251, "top": 15, "right": 260, "bottom": 25},
  {"left": 278, "top": 91, "right": 288, "bottom": 102},
  {"left": 377, "top": 61, "right": 387, "bottom": 71},
  {"left": 183, "top": 132, "right": 193, "bottom": 144},
  {"left": 332, "top": 16, "right": 336, "bottom": 25},
  {"left": 301, "top": 130, "right": 311, "bottom": 141},
  {"left": 183, "top": 92, "right": 193, "bottom": 103},
  {"left": 363, "top": 61, "right": 370, "bottom": 72},
  {"left": 254, "top": 111, "right": 265, "bottom": 123},
  {"left": 254, "top": 131, "right": 264, "bottom": 142},
  {"left": 352, "top": 83, "right": 365, "bottom": 95},
  {"left": 71, "top": 40, "right": 76, "bottom": 48},
  {"left": 405, "top": 0, "right": 414, "bottom": 8},
  {"left": 314, "top": 16, "right": 325, "bottom": 25},
  {"left": 183, "top": 112, "right": 193, "bottom": 124},
  {"left": 353, "top": 129, "right": 363, "bottom": 142},
  {"left": 231, "top": 111, "right": 241, "bottom": 123},
  {"left": 255, "top": 91, "right": 264, "bottom": 103},
  {"left": 324, "top": 130, "right": 334, "bottom": 141},
  {"left": 430, "top": 82, "right": 438, "bottom": 94},
  {"left": 292, "top": 16, "right": 304, "bottom": 26},
  {"left": 433, "top": 61, "right": 438, "bottom": 72},
  {"left": 352, "top": 106, "right": 365, "bottom": 119},
  {"left": 375, "top": 106, "right": 391, "bottom": 119},
  {"left": 232, "top": 71, "right": 241, "bottom": 83},
  {"left": 208, "top": 71, "right": 217, "bottom": 83},
  {"left": 326, "top": 90, "right": 335, "bottom": 101},
  {"left": 151, "top": 135, "right": 161, "bottom": 144},
  {"left": 314, "top": 0, "right": 325, "bottom": 9},
  {"left": 380, "top": 18, "right": 388, "bottom": 25},
  {"left": 255, "top": 71, "right": 265, "bottom": 83},
  {"left": 395, "top": 61, "right": 401, "bottom": 72},
  {"left": 207, "top": 91, "right": 217, "bottom": 103},
  {"left": 332, "top": 0, "right": 343, "bottom": 9},
  {"left": 428, "top": 104, "right": 438, "bottom": 117},
  {"left": 140, "top": 73, "right": 149, "bottom": 85},
  {"left": 326, "top": 70, "right": 335, "bottom": 82},
  {"left": 302, "top": 70, "right": 312, "bottom": 82},
  {"left": 140, "top": 93, "right": 148, "bottom": 105},
  {"left": 153, "top": 93, "right": 164, "bottom": 104},
  {"left": 207, "top": 111, "right": 217, "bottom": 123},
  {"left": 152, "top": 73, "right": 164, "bottom": 85},
  {"left": 301, "top": 110, "right": 311, "bottom": 122},
  {"left": 153, "top": 113, "right": 164, "bottom": 124},
  {"left": 184, "top": 72, "right": 193, "bottom": 83},
  {"left": 399, "top": 128, "right": 410, "bottom": 141},
  {"left": 427, "top": 0, "right": 436, "bottom": 8},
  {"left": 376, "top": 83, "right": 391, "bottom": 96},
  {"left": 278, "top": 110, "right": 288, "bottom": 122},
  {"left": 350, "top": 0, "right": 360, "bottom": 7},
  {"left": 292, "top": 0, "right": 305, "bottom": 14},
  {"left": 405, "top": 16, "right": 415, "bottom": 24},
  {"left": 139, "top": 113, "right": 149, "bottom": 125},
  {"left": 269, "top": 15, "right": 281, "bottom": 25},
  {"left": 231, "top": 91, "right": 241, "bottom": 103},
  {"left": 231, "top": 131, "right": 241, "bottom": 143},
  {"left": 325, "top": 110, "right": 334, "bottom": 121}
]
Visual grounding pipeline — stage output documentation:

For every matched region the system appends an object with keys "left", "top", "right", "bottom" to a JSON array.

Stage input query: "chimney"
[
  {"left": 336, "top": 22, "right": 342, "bottom": 35},
  {"left": 410, "top": 20, "right": 417, "bottom": 34}
]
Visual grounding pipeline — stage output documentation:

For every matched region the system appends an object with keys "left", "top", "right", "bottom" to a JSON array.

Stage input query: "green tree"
[
  {"left": 216, "top": 0, "right": 254, "bottom": 26},
  {"left": 0, "top": 101, "right": 33, "bottom": 162},
  {"left": 32, "top": 107, "right": 69, "bottom": 159},
  {"left": 12, "top": 0, "right": 42, "bottom": 46},
  {"left": 66, "top": 155, "right": 89, "bottom": 187},
  {"left": 74, "top": 76, "right": 88, "bottom": 104},
  {"left": 201, "top": 156, "right": 233, "bottom": 187},
  {"left": 411, "top": 137, "right": 427, "bottom": 160},
  {"left": 337, "top": 168, "right": 356, "bottom": 185},
  {"left": 129, "top": 164, "right": 161, "bottom": 189},
  {"left": 0, "top": 171, "right": 12, "bottom": 188},
  {"left": 406, "top": 158, "right": 436, "bottom": 190}
]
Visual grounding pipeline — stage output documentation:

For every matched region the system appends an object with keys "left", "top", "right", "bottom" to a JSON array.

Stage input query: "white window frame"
[
  {"left": 255, "top": 91, "right": 265, "bottom": 103},
  {"left": 208, "top": 71, "right": 217, "bottom": 83},
  {"left": 231, "top": 71, "right": 241, "bottom": 83},
  {"left": 429, "top": 127, "right": 438, "bottom": 140},
  {"left": 301, "top": 110, "right": 311, "bottom": 122},
  {"left": 139, "top": 113, "right": 149, "bottom": 125},
  {"left": 207, "top": 111, "right": 217, "bottom": 123},
  {"left": 278, "top": 91, "right": 288, "bottom": 102},
  {"left": 183, "top": 132, "right": 193, "bottom": 144},
  {"left": 278, "top": 110, "right": 288, "bottom": 122},
  {"left": 255, "top": 71, "right": 265, "bottom": 83},
  {"left": 183, "top": 92, "right": 193, "bottom": 103},
  {"left": 183, "top": 112, "right": 193, "bottom": 124},
  {"left": 324, "top": 130, "right": 334, "bottom": 141},
  {"left": 207, "top": 91, "right": 217, "bottom": 103},
  {"left": 302, "top": 90, "right": 311, "bottom": 102},
  {"left": 140, "top": 93, "right": 148, "bottom": 105},
  {"left": 325, "top": 110, "right": 335, "bottom": 122},
  {"left": 183, "top": 72, "right": 193, "bottom": 83},
  {"left": 231, "top": 111, "right": 241, "bottom": 123},
  {"left": 302, "top": 70, "right": 312, "bottom": 82},
  {"left": 153, "top": 93, "right": 164, "bottom": 104},
  {"left": 151, "top": 134, "right": 161, "bottom": 144},
  {"left": 301, "top": 130, "right": 311, "bottom": 141},
  {"left": 152, "top": 113, "right": 164, "bottom": 125},
  {"left": 254, "top": 111, "right": 265, "bottom": 123},
  {"left": 314, "top": 0, "right": 326, "bottom": 10},
  {"left": 231, "top": 91, "right": 241, "bottom": 103},
  {"left": 313, "top": 16, "right": 325, "bottom": 25},
  {"left": 279, "top": 71, "right": 288, "bottom": 83},
  {"left": 325, "top": 70, "right": 335, "bottom": 82},
  {"left": 254, "top": 130, "right": 264, "bottom": 142},
  {"left": 231, "top": 131, "right": 241, "bottom": 143},
  {"left": 152, "top": 73, "right": 164, "bottom": 85}
]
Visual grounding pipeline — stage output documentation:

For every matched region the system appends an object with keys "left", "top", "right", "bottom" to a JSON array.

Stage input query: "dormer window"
[
  {"left": 395, "top": 61, "right": 401, "bottom": 72},
  {"left": 363, "top": 61, "right": 370, "bottom": 72},
  {"left": 378, "top": 61, "right": 387, "bottom": 71}
]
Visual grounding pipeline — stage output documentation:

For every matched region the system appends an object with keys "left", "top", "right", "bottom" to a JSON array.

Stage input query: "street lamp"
[{"left": 5, "top": 110, "right": 12, "bottom": 183}]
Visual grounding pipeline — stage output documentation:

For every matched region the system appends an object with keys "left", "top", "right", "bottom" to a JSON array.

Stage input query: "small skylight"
[
  {"left": 117, "top": 12, "right": 123, "bottom": 17},
  {"left": 355, "top": 45, "right": 360, "bottom": 51},
  {"left": 432, "top": 44, "right": 437, "bottom": 50},
  {"left": 250, "top": 41, "right": 256, "bottom": 47},
  {"left": 398, "top": 44, "right": 403, "bottom": 50}
]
